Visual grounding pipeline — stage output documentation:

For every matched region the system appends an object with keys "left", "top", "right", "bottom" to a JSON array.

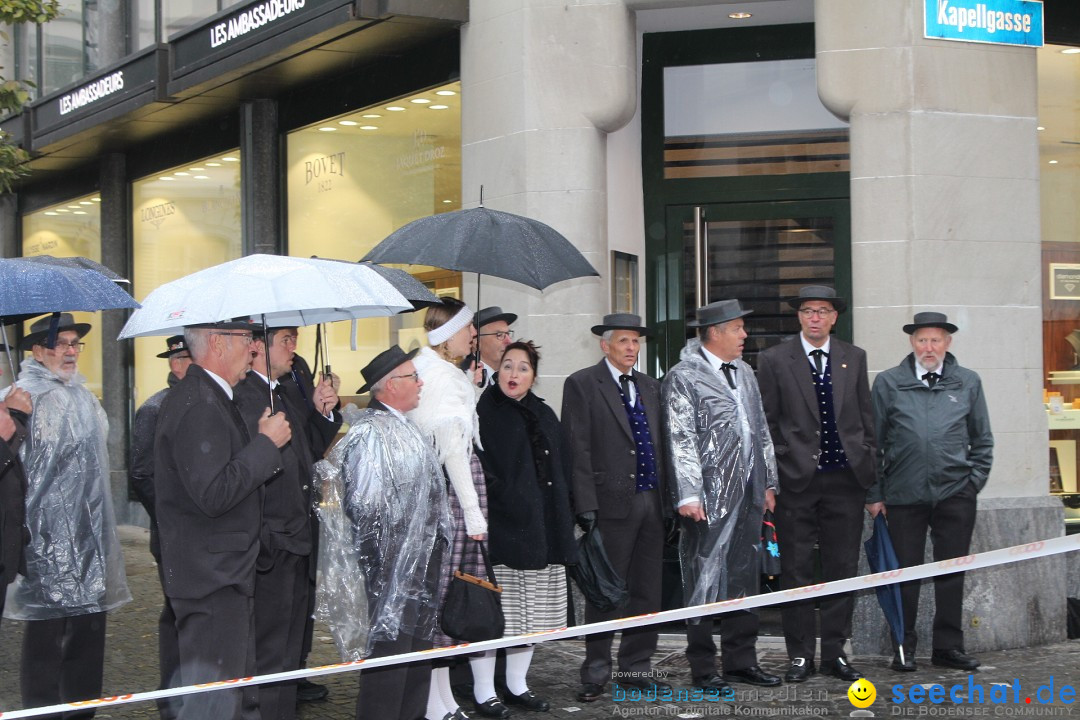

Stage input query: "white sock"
[
  {"left": 436, "top": 665, "right": 460, "bottom": 714},
  {"left": 470, "top": 650, "right": 498, "bottom": 704},
  {"left": 505, "top": 645, "right": 534, "bottom": 696},
  {"left": 426, "top": 667, "right": 452, "bottom": 720}
]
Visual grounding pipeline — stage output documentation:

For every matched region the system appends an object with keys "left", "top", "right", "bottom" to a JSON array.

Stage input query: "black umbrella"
[{"left": 864, "top": 513, "right": 906, "bottom": 666}]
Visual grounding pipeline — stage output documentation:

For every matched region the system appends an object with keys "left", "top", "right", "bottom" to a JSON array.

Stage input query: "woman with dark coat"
[{"left": 476, "top": 341, "right": 578, "bottom": 714}]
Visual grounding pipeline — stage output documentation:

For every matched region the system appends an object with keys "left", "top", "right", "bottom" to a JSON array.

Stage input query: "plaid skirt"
[{"left": 433, "top": 450, "right": 489, "bottom": 647}]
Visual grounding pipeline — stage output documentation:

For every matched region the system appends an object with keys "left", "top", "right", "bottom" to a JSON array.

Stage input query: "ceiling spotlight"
[
  {"left": 194, "top": 175, "right": 210, "bottom": 179},
  {"left": 411, "top": 98, "right": 431, "bottom": 104},
  {"left": 339, "top": 120, "right": 358, "bottom": 126},
  {"left": 44, "top": 211, "right": 58, "bottom": 216},
  {"left": 73, "top": 211, "right": 86, "bottom": 215},
  {"left": 206, "top": 162, "right": 221, "bottom": 167},
  {"left": 222, "top": 156, "right": 239, "bottom": 162},
  {"left": 1038, "top": 126, "right": 1045, "bottom": 131},
  {"left": 189, "top": 167, "right": 204, "bottom": 172},
  {"left": 728, "top": 11, "right": 752, "bottom": 19},
  {"left": 360, "top": 125, "right": 379, "bottom": 130},
  {"left": 319, "top": 127, "right": 337, "bottom": 132},
  {"left": 429, "top": 105, "right": 449, "bottom": 110},
  {"left": 67, "top": 205, "right": 80, "bottom": 209},
  {"left": 91, "top": 197, "right": 101, "bottom": 202},
  {"left": 175, "top": 172, "right": 190, "bottom": 176},
  {"left": 362, "top": 114, "right": 381, "bottom": 118},
  {"left": 79, "top": 201, "right": 92, "bottom": 205},
  {"left": 442, "top": 200, "right": 453, "bottom": 204},
  {"left": 160, "top": 177, "right": 174, "bottom": 181},
  {"left": 386, "top": 106, "right": 406, "bottom": 112},
  {"left": 436, "top": 90, "right": 456, "bottom": 96},
  {"left": 1049, "top": 160, "right": 1059, "bottom": 164},
  {"left": 1062, "top": 48, "right": 1080, "bottom": 54},
  {"left": 55, "top": 208, "right": 69, "bottom": 212}
]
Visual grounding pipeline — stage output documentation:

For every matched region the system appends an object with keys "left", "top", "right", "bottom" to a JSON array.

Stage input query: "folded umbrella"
[{"left": 864, "top": 513, "right": 906, "bottom": 665}]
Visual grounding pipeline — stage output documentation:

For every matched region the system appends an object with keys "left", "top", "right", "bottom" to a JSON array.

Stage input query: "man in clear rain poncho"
[
  {"left": 661, "top": 299, "right": 780, "bottom": 695},
  {"left": 4, "top": 313, "right": 130, "bottom": 713},
  {"left": 315, "top": 345, "right": 451, "bottom": 720}
]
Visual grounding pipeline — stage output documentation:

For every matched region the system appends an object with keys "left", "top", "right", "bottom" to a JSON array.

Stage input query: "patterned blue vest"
[
  {"left": 617, "top": 382, "right": 658, "bottom": 493},
  {"left": 811, "top": 356, "right": 849, "bottom": 472}
]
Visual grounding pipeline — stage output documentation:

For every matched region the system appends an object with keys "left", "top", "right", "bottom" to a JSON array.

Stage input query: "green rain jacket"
[{"left": 868, "top": 352, "right": 993, "bottom": 506}]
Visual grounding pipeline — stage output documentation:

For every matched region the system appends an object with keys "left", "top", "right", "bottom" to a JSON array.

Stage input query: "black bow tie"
[
  {"left": 809, "top": 348, "right": 828, "bottom": 375},
  {"left": 922, "top": 371, "right": 940, "bottom": 388},
  {"left": 619, "top": 374, "right": 635, "bottom": 398},
  {"left": 720, "top": 363, "right": 737, "bottom": 390}
]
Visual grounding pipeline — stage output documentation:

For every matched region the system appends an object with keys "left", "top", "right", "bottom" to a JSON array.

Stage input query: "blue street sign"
[{"left": 925, "top": 0, "right": 1044, "bottom": 47}]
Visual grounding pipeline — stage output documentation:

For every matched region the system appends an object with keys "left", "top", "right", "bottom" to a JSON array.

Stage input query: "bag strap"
[{"left": 463, "top": 538, "right": 499, "bottom": 586}]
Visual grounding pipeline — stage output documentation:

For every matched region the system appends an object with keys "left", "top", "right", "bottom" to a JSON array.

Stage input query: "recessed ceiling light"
[
  {"left": 194, "top": 175, "right": 210, "bottom": 179},
  {"left": 411, "top": 98, "right": 431, "bottom": 104},
  {"left": 442, "top": 200, "right": 453, "bottom": 204},
  {"left": 222, "top": 156, "right": 239, "bottom": 162},
  {"left": 319, "top": 127, "right": 337, "bottom": 132},
  {"left": 436, "top": 90, "right": 456, "bottom": 96},
  {"left": 728, "top": 11, "right": 752, "bottom": 19},
  {"left": 429, "top": 105, "right": 449, "bottom": 110},
  {"left": 55, "top": 208, "right": 69, "bottom": 212},
  {"left": 362, "top": 114, "right": 381, "bottom": 118},
  {"left": 189, "top": 167, "right": 204, "bottom": 172},
  {"left": 91, "top": 197, "right": 101, "bottom": 202},
  {"left": 1062, "top": 48, "right": 1080, "bottom": 54},
  {"left": 1049, "top": 160, "right": 1059, "bottom": 164},
  {"left": 339, "top": 120, "right": 358, "bottom": 126},
  {"left": 1038, "top": 126, "right": 1045, "bottom": 131},
  {"left": 206, "top": 162, "right": 221, "bottom": 167},
  {"left": 67, "top": 205, "right": 80, "bottom": 209},
  {"left": 73, "top": 211, "right": 86, "bottom": 215},
  {"left": 386, "top": 106, "right": 406, "bottom": 112},
  {"left": 44, "top": 211, "right": 58, "bottom": 216},
  {"left": 360, "top": 125, "right": 379, "bottom": 130},
  {"left": 160, "top": 177, "right": 174, "bottom": 181},
  {"left": 79, "top": 201, "right": 92, "bottom": 205}
]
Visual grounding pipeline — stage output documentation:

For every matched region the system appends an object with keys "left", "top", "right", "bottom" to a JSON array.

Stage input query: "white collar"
[
  {"left": 251, "top": 370, "right": 279, "bottom": 390},
  {"left": 799, "top": 334, "right": 831, "bottom": 358},
  {"left": 204, "top": 368, "right": 234, "bottom": 400},
  {"left": 699, "top": 345, "right": 736, "bottom": 374}
]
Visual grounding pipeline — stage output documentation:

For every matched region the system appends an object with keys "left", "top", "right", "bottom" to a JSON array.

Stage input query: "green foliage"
[{"left": 0, "top": 1, "right": 60, "bottom": 25}]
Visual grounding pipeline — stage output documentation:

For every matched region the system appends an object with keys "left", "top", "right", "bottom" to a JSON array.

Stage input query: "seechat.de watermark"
[{"left": 889, "top": 675, "right": 1076, "bottom": 716}]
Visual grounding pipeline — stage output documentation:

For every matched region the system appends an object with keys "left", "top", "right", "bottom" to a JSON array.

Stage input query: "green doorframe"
[{"left": 641, "top": 23, "right": 851, "bottom": 374}]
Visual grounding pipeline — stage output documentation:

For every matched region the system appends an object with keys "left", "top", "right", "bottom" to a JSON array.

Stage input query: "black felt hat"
[
  {"left": 590, "top": 312, "right": 651, "bottom": 337},
  {"left": 357, "top": 346, "right": 420, "bottom": 394},
  {"left": 903, "top": 311, "right": 958, "bottom": 335},
  {"left": 686, "top": 299, "right": 753, "bottom": 328},
  {"left": 156, "top": 335, "right": 189, "bottom": 358},
  {"left": 786, "top": 285, "right": 847, "bottom": 313},
  {"left": 19, "top": 313, "right": 91, "bottom": 351}
]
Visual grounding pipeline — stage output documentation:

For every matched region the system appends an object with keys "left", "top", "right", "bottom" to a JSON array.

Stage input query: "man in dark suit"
[
  {"left": 562, "top": 313, "right": 669, "bottom": 703},
  {"left": 154, "top": 319, "right": 292, "bottom": 720},
  {"left": 756, "top": 286, "right": 878, "bottom": 683},
  {"left": 234, "top": 325, "right": 339, "bottom": 720}
]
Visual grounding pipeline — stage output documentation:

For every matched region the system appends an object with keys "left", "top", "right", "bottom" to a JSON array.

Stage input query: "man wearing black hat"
[
  {"left": 869, "top": 312, "right": 993, "bottom": 672},
  {"left": 130, "top": 334, "right": 192, "bottom": 720},
  {"left": 562, "top": 313, "right": 669, "bottom": 702},
  {"left": 756, "top": 286, "right": 877, "bottom": 683},
  {"left": 662, "top": 300, "right": 781, "bottom": 693},
  {"left": 465, "top": 306, "right": 518, "bottom": 386},
  {"left": 8, "top": 313, "right": 131, "bottom": 714},
  {"left": 318, "top": 345, "right": 450, "bottom": 720},
  {"left": 154, "top": 319, "right": 292, "bottom": 720}
]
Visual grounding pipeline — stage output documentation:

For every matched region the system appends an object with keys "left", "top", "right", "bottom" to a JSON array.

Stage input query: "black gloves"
[{"left": 576, "top": 511, "right": 597, "bottom": 534}]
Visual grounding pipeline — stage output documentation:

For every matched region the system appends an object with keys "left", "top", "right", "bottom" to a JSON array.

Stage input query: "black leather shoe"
[
  {"left": 296, "top": 678, "right": 329, "bottom": 702},
  {"left": 723, "top": 665, "right": 782, "bottom": 687},
  {"left": 473, "top": 698, "right": 511, "bottom": 719},
  {"left": 616, "top": 678, "right": 673, "bottom": 694},
  {"left": 784, "top": 658, "right": 816, "bottom": 683},
  {"left": 932, "top": 648, "right": 980, "bottom": 671},
  {"left": 891, "top": 653, "right": 917, "bottom": 672},
  {"left": 691, "top": 673, "right": 732, "bottom": 693},
  {"left": 503, "top": 690, "right": 550, "bottom": 712},
  {"left": 821, "top": 657, "right": 862, "bottom": 682},
  {"left": 578, "top": 683, "right": 605, "bottom": 702},
  {"left": 443, "top": 710, "right": 470, "bottom": 720}
]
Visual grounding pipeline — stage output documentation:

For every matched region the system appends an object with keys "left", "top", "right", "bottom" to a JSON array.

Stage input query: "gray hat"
[
  {"left": 357, "top": 345, "right": 420, "bottom": 394},
  {"left": 475, "top": 306, "right": 517, "bottom": 328},
  {"left": 19, "top": 313, "right": 91, "bottom": 350},
  {"left": 903, "top": 311, "right": 958, "bottom": 335},
  {"left": 686, "top": 299, "right": 753, "bottom": 328},
  {"left": 591, "top": 313, "right": 650, "bottom": 337},
  {"left": 787, "top": 285, "right": 847, "bottom": 313}
]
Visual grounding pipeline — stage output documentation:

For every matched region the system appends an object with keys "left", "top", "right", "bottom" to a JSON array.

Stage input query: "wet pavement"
[{"left": 0, "top": 526, "right": 1078, "bottom": 719}]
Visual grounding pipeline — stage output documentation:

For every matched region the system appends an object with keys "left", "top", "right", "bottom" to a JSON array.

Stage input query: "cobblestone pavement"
[{"left": 0, "top": 526, "right": 1078, "bottom": 719}]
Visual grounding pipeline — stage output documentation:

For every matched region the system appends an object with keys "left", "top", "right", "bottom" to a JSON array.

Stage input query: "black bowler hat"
[
  {"left": 475, "top": 306, "right": 518, "bottom": 328},
  {"left": 357, "top": 346, "right": 420, "bottom": 394},
  {"left": 19, "top": 313, "right": 91, "bottom": 351},
  {"left": 903, "top": 311, "right": 958, "bottom": 335},
  {"left": 156, "top": 335, "right": 189, "bottom": 358},
  {"left": 591, "top": 312, "right": 651, "bottom": 337},
  {"left": 787, "top": 285, "right": 848, "bottom": 313},
  {"left": 686, "top": 299, "right": 753, "bottom": 328}
]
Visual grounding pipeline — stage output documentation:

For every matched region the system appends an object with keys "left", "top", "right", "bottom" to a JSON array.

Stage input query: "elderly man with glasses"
[
  {"left": 154, "top": 318, "right": 292, "bottom": 720},
  {"left": 6, "top": 313, "right": 131, "bottom": 715}
]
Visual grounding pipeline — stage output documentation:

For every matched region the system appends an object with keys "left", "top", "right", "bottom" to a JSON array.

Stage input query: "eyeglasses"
[
  {"left": 798, "top": 308, "right": 835, "bottom": 318},
  {"left": 211, "top": 331, "right": 253, "bottom": 345},
  {"left": 390, "top": 371, "right": 420, "bottom": 383},
  {"left": 48, "top": 341, "right": 85, "bottom": 352},
  {"left": 479, "top": 330, "right": 515, "bottom": 341}
]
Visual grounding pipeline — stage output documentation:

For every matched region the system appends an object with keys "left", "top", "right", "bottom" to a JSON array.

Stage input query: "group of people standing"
[{"left": 0, "top": 282, "right": 994, "bottom": 720}]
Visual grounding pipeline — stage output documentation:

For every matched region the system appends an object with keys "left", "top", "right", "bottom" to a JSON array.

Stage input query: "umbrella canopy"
[
  {"left": 357, "top": 262, "right": 441, "bottom": 309},
  {"left": 360, "top": 206, "right": 599, "bottom": 291},
  {"left": 19, "top": 255, "right": 129, "bottom": 283},
  {"left": 117, "top": 254, "right": 413, "bottom": 339},
  {"left": 0, "top": 257, "right": 139, "bottom": 324},
  {"left": 864, "top": 513, "right": 906, "bottom": 664}
]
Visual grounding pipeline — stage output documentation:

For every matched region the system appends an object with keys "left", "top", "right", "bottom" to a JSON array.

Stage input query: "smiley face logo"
[{"left": 848, "top": 678, "right": 876, "bottom": 708}]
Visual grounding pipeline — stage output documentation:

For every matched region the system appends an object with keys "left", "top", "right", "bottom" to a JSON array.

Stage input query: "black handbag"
[{"left": 440, "top": 539, "right": 505, "bottom": 642}]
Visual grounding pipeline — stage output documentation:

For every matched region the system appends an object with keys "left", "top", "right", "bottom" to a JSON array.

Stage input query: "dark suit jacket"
[
  {"left": 0, "top": 411, "right": 27, "bottom": 584},
  {"left": 279, "top": 354, "right": 342, "bottom": 461},
  {"left": 561, "top": 360, "right": 668, "bottom": 520},
  {"left": 154, "top": 364, "right": 284, "bottom": 600},
  {"left": 756, "top": 336, "right": 877, "bottom": 492}
]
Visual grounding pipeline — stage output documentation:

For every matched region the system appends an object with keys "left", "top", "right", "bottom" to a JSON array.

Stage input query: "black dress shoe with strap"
[
  {"left": 821, "top": 657, "right": 863, "bottom": 682},
  {"left": 473, "top": 698, "right": 511, "bottom": 719},
  {"left": 932, "top": 649, "right": 980, "bottom": 671},
  {"left": 577, "top": 683, "right": 605, "bottom": 702},
  {"left": 503, "top": 690, "right": 550, "bottom": 712},
  {"left": 784, "top": 658, "right": 816, "bottom": 683},
  {"left": 723, "top": 665, "right": 782, "bottom": 687}
]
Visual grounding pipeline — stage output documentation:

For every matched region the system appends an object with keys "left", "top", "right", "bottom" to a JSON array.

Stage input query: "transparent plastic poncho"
[
  {"left": 661, "top": 339, "right": 778, "bottom": 609},
  {"left": 314, "top": 407, "right": 451, "bottom": 659},
  {"left": 3, "top": 358, "right": 131, "bottom": 620}
]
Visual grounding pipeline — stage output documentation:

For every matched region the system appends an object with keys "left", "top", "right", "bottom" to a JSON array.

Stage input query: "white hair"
[
  {"left": 183, "top": 328, "right": 211, "bottom": 362},
  {"left": 602, "top": 329, "right": 614, "bottom": 343}
]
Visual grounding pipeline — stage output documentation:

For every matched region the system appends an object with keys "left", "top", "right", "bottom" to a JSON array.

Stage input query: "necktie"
[
  {"left": 720, "top": 363, "right": 737, "bottom": 390},
  {"left": 809, "top": 348, "right": 827, "bottom": 375},
  {"left": 922, "top": 371, "right": 940, "bottom": 388},
  {"left": 619, "top": 374, "right": 633, "bottom": 399}
]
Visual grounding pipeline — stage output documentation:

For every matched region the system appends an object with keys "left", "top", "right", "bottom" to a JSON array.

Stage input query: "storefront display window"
[
  {"left": 132, "top": 151, "right": 242, "bottom": 408},
  {"left": 21, "top": 193, "right": 103, "bottom": 395},
  {"left": 286, "top": 81, "right": 462, "bottom": 399}
]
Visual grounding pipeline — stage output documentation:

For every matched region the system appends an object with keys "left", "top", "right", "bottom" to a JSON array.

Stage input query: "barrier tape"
[{"left": 1, "top": 533, "right": 1075, "bottom": 718}]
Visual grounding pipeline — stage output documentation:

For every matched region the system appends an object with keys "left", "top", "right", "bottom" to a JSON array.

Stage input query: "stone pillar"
[
  {"left": 94, "top": 0, "right": 127, "bottom": 67},
  {"left": 816, "top": 0, "right": 1063, "bottom": 653},
  {"left": 240, "top": 99, "right": 282, "bottom": 256},
  {"left": 460, "top": 0, "right": 636, "bottom": 411},
  {"left": 99, "top": 153, "right": 140, "bottom": 526}
]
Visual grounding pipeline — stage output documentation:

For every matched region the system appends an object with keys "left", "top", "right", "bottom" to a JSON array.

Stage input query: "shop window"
[
  {"left": 21, "top": 193, "right": 103, "bottom": 396},
  {"left": 286, "top": 81, "right": 462, "bottom": 400},
  {"left": 132, "top": 151, "right": 242, "bottom": 408}
]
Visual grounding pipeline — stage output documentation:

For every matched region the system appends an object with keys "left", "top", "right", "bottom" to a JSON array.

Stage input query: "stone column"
[
  {"left": 240, "top": 99, "right": 281, "bottom": 256},
  {"left": 460, "top": 0, "right": 636, "bottom": 411},
  {"left": 816, "top": 0, "right": 1063, "bottom": 653}
]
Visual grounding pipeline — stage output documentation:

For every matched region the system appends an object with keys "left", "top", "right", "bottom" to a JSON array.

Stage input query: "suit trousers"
[
  {"left": 156, "top": 563, "right": 181, "bottom": 720},
  {"left": 685, "top": 610, "right": 760, "bottom": 677},
  {"left": 887, "top": 481, "right": 978, "bottom": 655},
  {"left": 774, "top": 467, "right": 865, "bottom": 662},
  {"left": 581, "top": 489, "right": 663, "bottom": 684},
  {"left": 21, "top": 611, "right": 107, "bottom": 720},
  {"left": 172, "top": 588, "right": 258, "bottom": 720},
  {"left": 255, "top": 550, "right": 310, "bottom": 720}
]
